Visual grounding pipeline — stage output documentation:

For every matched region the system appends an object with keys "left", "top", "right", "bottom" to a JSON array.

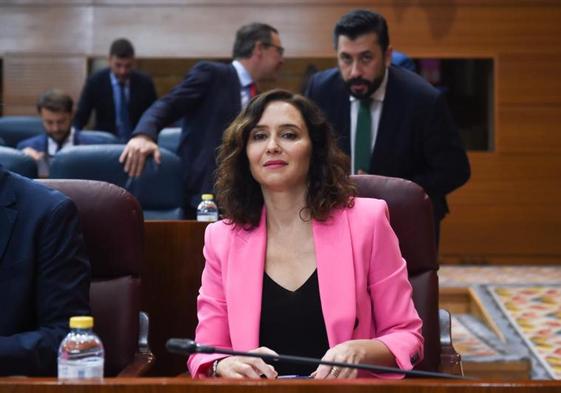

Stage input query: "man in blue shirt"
[{"left": 73, "top": 38, "right": 157, "bottom": 141}]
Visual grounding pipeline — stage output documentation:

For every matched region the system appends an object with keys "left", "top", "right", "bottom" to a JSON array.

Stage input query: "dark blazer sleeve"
[
  {"left": 0, "top": 198, "right": 90, "bottom": 376},
  {"left": 132, "top": 62, "right": 215, "bottom": 141},
  {"left": 411, "top": 91, "right": 470, "bottom": 198}
]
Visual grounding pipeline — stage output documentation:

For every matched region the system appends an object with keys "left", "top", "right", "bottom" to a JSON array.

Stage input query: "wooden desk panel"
[
  {"left": 1, "top": 378, "right": 561, "bottom": 393},
  {"left": 143, "top": 221, "right": 208, "bottom": 376}
]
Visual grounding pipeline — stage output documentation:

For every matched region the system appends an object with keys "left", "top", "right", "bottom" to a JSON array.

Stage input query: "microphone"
[{"left": 166, "top": 338, "right": 468, "bottom": 379}]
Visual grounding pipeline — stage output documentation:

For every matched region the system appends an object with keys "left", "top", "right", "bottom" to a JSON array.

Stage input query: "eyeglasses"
[{"left": 264, "top": 43, "right": 285, "bottom": 56}]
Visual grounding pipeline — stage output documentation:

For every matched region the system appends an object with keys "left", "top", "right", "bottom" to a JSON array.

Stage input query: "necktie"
[
  {"left": 118, "top": 82, "right": 131, "bottom": 141},
  {"left": 354, "top": 99, "right": 372, "bottom": 173},
  {"left": 249, "top": 82, "right": 257, "bottom": 99}
]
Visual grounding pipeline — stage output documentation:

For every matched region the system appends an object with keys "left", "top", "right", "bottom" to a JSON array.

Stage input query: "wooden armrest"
[
  {"left": 438, "top": 309, "right": 464, "bottom": 376},
  {"left": 117, "top": 351, "right": 156, "bottom": 377}
]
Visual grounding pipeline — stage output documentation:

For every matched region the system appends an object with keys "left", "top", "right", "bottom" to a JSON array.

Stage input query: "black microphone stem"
[
  {"left": 208, "top": 348, "right": 466, "bottom": 380},
  {"left": 167, "top": 340, "right": 468, "bottom": 380}
]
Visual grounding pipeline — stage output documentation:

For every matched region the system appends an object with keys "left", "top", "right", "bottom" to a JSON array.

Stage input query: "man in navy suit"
[
  {"left": 74, "top": 38, "right": 157, "bottom": 141},
  {"left": 120, "top": 23, "right": 284, "bottom": 217},
  {"left": 17, "top": 90, "right": 107, "bottom": 177},
  {"left": 305, "top": 10, "right": 470, "bottom": 243},
  {"left": 0, "top": 165, "right": 90, "bottom": 376}
]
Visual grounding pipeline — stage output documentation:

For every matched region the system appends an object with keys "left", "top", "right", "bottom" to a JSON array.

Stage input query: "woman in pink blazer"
[{"left": 187, "top": 89, "right": 423, "bottom": 379}]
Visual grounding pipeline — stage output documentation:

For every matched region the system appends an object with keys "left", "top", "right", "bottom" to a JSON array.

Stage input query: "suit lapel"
[
  {"left": 227, "top": 209, "right": 267, "bottom": 350},
  {"left": 312, "top": 209, "right": 356, "bottom": 346},
  {"left": 332, "top": 76, "right": 352, "bottom": 156},
  {"left": 105, "top": 69, "right": 116, "bottom": 126},
  {"left": 0, "top": 170, "right": 17, "bottom": 262}
]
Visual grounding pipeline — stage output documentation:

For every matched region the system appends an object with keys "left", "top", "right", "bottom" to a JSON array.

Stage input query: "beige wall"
[{"left": 2, "top": 0, "right": 561, "bottom": 264}]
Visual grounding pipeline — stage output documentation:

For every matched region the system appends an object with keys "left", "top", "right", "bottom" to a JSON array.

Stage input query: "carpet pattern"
[{"left": 489, "top": 285, "right": 561, "bottom": 380}]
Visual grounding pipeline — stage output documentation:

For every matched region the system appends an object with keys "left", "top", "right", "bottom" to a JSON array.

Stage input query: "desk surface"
[{"left": 1, "top": 378, "right": 561, "bottom": 393}]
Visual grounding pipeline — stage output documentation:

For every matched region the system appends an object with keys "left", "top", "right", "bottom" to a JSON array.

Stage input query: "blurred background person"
[
  {"left": 17, "top": 89, "right": 107, "bottom": 177},
  {"left": 187, "top": 89, "right": 423, "bottom": 379},
  {"left": 119, "top": 23, "right": 284, "bottom": 218},
  {"left": 73, "top": 38, "right": 157, "bottom": 141}
]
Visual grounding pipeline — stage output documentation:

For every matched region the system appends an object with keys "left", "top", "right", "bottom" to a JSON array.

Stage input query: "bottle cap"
[
  {"left": 69, "top": 316, "right": 94, "bottom": 329},
  {"left": 201, "top": 194, "right": 214, "bottom": 201}
]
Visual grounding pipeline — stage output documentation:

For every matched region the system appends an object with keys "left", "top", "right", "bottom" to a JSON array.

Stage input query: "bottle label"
[
  {"left": 197, "top": 213, "right": 218, "bottom": 222},
  {"left": 58, "top": 359, "right": 104, "bottom": 380}
]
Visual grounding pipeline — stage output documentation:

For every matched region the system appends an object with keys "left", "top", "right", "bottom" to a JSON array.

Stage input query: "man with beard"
[
  {"left": 18, "top": 89, "right": 108, "bottom": 176},
  {"left": 305, "top": 9, "right": 470, "bottom": 244}
]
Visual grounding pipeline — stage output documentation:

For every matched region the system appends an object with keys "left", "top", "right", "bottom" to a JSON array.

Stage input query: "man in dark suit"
[
  {"left": 17, "top": 89, "right": 107, "bottom": 177},
  {"left": 73, "top": 38, "right": 157, "bottom": 141},
  {"left": 120, "top": 23, "right": 284, "bottom": 217},
  {"left": 305, "top": 9, "right": 470, "bottom": 243},
  {"left": 0, "top": 165, "right": 90, "bottom": 376}
]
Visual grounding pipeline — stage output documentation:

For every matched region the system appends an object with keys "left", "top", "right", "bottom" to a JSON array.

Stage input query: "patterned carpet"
[
  {"left": 489, "top": 285, "right": 561, "bottom": 379},
  {"left": 439, "top": 265, "right": 561, "bottom": 379}
]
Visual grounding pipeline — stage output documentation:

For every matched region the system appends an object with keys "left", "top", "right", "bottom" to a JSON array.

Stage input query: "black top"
[{"left": 259, "top": 270, "right": 329, "bottom": 376}]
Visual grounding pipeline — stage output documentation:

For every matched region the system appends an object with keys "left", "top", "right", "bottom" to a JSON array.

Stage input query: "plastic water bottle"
[
  {"left": 58, "top": 316, "right": 104, "bottom": 380},
  {"left": 197, "top": 193, "right": 219, "bottom": 222}
]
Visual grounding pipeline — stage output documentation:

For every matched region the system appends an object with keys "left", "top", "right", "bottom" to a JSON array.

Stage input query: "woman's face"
[{"left": 246, "top": 101, "right": 312, "bottom": 193}]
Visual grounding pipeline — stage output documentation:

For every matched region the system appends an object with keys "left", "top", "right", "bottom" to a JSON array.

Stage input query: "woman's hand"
[
  {"left": 312, "top": 339, "right": 395, "bottom": 379},
  {"left": 215, "top": 347, "right": 279, "bottom": 379}
]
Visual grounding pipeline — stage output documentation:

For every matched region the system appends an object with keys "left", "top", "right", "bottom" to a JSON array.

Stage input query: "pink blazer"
[{"left": 187, "top": 197, "right": 424, "bottom": 377}]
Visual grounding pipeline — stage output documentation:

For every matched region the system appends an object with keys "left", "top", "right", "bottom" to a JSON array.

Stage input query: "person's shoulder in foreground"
[{"left": 0, "top": 166, "right": 91, "bottom": 376}]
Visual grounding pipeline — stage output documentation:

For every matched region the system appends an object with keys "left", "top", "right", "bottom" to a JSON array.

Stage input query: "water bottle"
[
  {"left": 58, "top": 316, "right": 104, "bottom": 380},
  {"left": 197, "top": 193, "right": 219, "bottom": 222}
]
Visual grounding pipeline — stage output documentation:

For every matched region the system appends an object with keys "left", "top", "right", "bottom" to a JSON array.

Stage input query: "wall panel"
[{"left": 3, "top": 54, "right": 87, "bottom": 115}]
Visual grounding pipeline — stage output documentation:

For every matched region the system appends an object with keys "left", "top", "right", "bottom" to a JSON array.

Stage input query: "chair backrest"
[
  {"left": 79, "top": 130, "right": 120, "bottom": 144},
  {"left": 350, "top": 174, "right": 439, "bottom": 372},
  {"left": 0, "top": 116, "right": 43, "bottom": 147},
  {"left": 37, "top": 179, "right": 143, "bottom": 376},
  {"left": 0, "top": 146, "right": 38, "bottom": 178},
  {"left": 158, "top": 127, "right": 181, "bottom": 154},
  {"left": 49, "top": 145, "right": 184, "bottom": 219}
]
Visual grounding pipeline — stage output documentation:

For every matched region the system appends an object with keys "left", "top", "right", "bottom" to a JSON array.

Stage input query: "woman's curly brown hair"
[{"left": 215, "top": 89, "right": 355, "bottom": 229}]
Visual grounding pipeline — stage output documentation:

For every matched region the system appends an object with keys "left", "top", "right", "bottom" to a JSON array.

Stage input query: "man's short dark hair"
[
  {"left": 333, "top": 9, "right": 390, "bottom": 52},
  {"left": 232, "top": 23, "right": 278, "bottom": 59},
  {"left": 36, "top": 89, "right": 73, "bottom": 114},
  {"left": 109, "top": 38, "right": 135, "bottom": 58}
]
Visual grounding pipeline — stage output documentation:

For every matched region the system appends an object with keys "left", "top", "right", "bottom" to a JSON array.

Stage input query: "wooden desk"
[
  {"left": 143, "top": 221, "right": 208, "bottom": 376},
  {"left": 1, "top": 378, "right": 561, "bottom": 393}
]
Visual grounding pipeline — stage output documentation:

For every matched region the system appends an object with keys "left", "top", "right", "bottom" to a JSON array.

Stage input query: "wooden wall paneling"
[
  {"left": 497, "top": 53, "right": 561, "bottom": 107},
  {"left": 0, "top": 5, "right": 92, "bottom": 55},
  {"left": 441, "top": 152, "right": 561, "bottom": 264},
  {"left": 497, "top": 106, "right": 561, "bottom": 153},
  {"left": 2, "top": 54, "right": 87, "bottom": 115}
]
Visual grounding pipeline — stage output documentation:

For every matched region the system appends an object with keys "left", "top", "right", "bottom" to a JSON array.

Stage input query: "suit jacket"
[
  {"left": 74, "top": 67, "right": 157, "bottom": 136},
  {"left": 16, "top": 131, "right": 108, "bottom": 151},
  {"left": 0, "top": 166, "right": 91, "bottom": 376},
  {"left": 305, "top": 66, "right": 470, "bottom": 221},
  {"left": 133, "top": 61, "right": 242, "bottom": 211},
  {"left": 187, "top": 198, "right": 424, "bottom": 378}
]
